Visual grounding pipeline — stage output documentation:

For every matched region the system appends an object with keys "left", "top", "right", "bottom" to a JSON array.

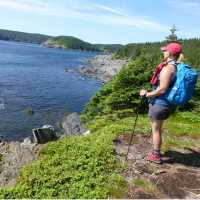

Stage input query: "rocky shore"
[
  {"left": 0, "top": 54, "right": 129, "bottom": 189},
  {"left": 0, "top": 112, "right": 89, "bottom": 188},
  {"left": 77, "top": 54, "right": 129, "bottom": 83}
]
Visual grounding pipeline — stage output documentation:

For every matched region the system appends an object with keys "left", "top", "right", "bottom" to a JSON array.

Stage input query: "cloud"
[
  {"left": 0, "top": 0, "right": 49, "bottom": 13},
  {"left": 90, "top": 14, "right": 168, "bottom": 31},
  {"left": 92, "top": 3, "right": 124, "bottom": 15},
  {"left": 0, "top": 0, "right": 169, "bottom": 32},
  {"left": 166, "top": 0, "right": 200, "bottom": 15}
]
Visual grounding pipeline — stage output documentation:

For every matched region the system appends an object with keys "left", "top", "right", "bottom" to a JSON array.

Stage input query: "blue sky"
[{"left": 0, "top": 0, "right": 199, "bottom": 44}]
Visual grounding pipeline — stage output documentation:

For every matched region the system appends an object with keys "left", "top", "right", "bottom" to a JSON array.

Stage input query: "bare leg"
[{"left": 150, "top": 118, "right": 164, "bottom": 150}]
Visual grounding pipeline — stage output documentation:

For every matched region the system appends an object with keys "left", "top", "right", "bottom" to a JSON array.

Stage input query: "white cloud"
[
  {"left": 0, "top": 0, "right": 49, "bottom": 14},
  {"left": 0, "top": 0, "right": 169, "bottom": 32},
  {"left": 92, "top": 3, "right": 124, "bottom": 15},
  {"left": 166, "top": 0, "right": 200, "bottom": 15}
]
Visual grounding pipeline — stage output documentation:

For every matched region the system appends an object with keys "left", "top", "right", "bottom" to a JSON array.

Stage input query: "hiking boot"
[{"left": 144, "top": 151, "right": 162, "bottom": 164}]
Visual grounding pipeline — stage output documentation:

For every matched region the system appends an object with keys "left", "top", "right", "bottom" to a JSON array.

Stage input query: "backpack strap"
[
  {"left": 167, "top": 59, "right": 180, "bottom": 69},
  {"left": 160, "top": 59, "right": 178, "bottom": 89}
]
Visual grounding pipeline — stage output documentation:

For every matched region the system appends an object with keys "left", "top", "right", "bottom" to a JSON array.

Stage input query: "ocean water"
[{"left": 0, "top": 40, "right": 102, "bottom": 141}]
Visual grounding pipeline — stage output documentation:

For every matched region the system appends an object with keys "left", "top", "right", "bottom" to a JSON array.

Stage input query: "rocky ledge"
[
  {"left": 113, "top": 133, "right": 200, "bottom": 199},
  {"left": 77, "top": 54, "right": 129, "bottom": 83},
  {"left": 0, "top": 112, "right": 89, "bottom": 188},
  {"left": 0, "top": 138, "right": 42, "bottom": 187}
]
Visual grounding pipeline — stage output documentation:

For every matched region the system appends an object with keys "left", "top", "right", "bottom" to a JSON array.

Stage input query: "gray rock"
[
  {"left": 77, "top": 55, "right": 129, "bottom": 83},
  {"left": 0, "top": 141, "right": 42, "bottom": 187},
  {"left": 23, "top": 137, "right": 32, "bottom": 144},
  {"left": 61, "top": 112, "right": 87, "bottom": 136},
  {"left": 21, "top": 137, "right": 36, "bottom": 150},
  {"left": 76, "top": 54, "right": 129, "bottom": 83}
]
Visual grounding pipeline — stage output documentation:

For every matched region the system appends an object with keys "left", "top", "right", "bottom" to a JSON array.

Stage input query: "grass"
[
  {"left": 162, "top": 135, "right": 197, "bottom": 152},
  {"left": 0, "top": 109, "right": 199, "bottom": 198},
  {"left": 133, "top": 177, "right": 162, "bottom": 197},
  {"left": 106, "top": 173, "right": 129, "bottom": 199},
  {"left": 0, "top": 114, "right": 130, "bottom": 198},
  {"left": 164, "top": 112, "right": 200, "bottom": 138}
]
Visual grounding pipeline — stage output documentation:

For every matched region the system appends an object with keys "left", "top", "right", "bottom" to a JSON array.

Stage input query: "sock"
[{"left": 153, "top": 149, "right": 161, "bottom": 155}]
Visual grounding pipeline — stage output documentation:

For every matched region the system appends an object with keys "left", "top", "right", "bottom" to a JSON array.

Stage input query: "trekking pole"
[{"left": 125, "top": 95, "right": 146, "bottom": 161}]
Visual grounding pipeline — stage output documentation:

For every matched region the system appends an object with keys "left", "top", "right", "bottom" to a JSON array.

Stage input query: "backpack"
[{"left": 164, "top": 62, "right": 198, "bottom": 105}]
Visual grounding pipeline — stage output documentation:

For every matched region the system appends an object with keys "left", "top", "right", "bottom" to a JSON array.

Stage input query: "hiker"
[{"left": 140, "top": 42, "right": 184, "bottom": 164}]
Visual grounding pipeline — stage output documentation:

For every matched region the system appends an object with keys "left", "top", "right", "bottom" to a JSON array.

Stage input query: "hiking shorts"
[{"left": 148, "top": 103, "right": 175, "bottom": 120}]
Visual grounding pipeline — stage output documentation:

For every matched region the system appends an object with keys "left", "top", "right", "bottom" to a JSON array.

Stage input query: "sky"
[{"left": 0, "top": 0, "right": 200, "bottom": 44}]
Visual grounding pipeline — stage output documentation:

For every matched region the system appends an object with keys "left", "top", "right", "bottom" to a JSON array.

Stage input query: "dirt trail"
[{"left": 113, "top": 133, "right": 200, "bottom": 199}]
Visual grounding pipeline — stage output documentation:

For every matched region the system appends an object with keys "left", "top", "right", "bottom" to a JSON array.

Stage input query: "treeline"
[
  {"left": 44, "top": 36, "right": 123, "bottom": 52},
  {"left": 93, "top": 44, "right": 123, "bottom": 52},
  {"left": 44, "top": 36, "right": 99, "bottom": 51},
  {"left": 81, "top": 38, "right": 200, "bottom": 123},
  {"left": 0, "top": 29, "right": 123, "bottom": 52},
  {"left": 0, "top": 29, "right": 52, "bottom": 44},
  {"left": 113, "top": 38, "right": 200, "bottom": 70}
]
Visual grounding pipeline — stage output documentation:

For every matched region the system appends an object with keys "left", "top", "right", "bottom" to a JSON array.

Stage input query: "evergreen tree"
[{"left": 166, "top": 24, "right": 178, "bottom": 42}]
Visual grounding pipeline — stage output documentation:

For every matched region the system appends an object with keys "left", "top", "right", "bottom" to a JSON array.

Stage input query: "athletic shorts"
[{"left": 148, "top": 103, "right": 175, "bottom": 120}]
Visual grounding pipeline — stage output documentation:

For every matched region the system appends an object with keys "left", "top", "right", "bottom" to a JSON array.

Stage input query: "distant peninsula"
[
  {"left": 0, "top": 29, "right": 123, "bottom": 52},
  {"left": 0, "top": 29, "right": 52, "bottom": 44}
]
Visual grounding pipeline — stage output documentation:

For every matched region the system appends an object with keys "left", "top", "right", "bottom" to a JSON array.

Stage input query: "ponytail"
[
  {"left": 171, "top": 52, "right": 184, "bottom": 62},
  {"left": 177, "top": 53, "right": 184, "bottom": 62}
]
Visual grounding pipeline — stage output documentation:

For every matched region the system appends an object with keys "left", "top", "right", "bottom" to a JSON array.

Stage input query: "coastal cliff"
[{"left": 0, "top": 37, "right": 200, "bottom": 199}]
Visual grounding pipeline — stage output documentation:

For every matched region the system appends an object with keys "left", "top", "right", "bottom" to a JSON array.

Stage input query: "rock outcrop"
[
  {"left": 60, "top": 112, "right": 87, "bottom": 136},
  {"left": 113, "top": 133, "right": 200, "bottom": 199},
  {"left": 77, "top": 54, "right": 129, "bottom": 83},
  {"left": 0, "top": 137, "right": 43, "bottom": 187},
  {"left": 0, "top": 112, "right": 89, "bottom": 188}
]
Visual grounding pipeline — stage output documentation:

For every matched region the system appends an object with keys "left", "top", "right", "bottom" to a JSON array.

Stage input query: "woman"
[{"left": 140, "top": 42, "right": 183, "bottom": 164}]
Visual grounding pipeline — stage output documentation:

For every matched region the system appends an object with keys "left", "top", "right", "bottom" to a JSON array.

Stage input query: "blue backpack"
[{"left": 164, "top": 62, "right": 198, "bottom": 105}]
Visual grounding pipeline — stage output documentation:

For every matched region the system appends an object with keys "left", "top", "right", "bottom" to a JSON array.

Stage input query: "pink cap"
[{"left": 161, "top": 42, "right": 182, "bottom": 55}]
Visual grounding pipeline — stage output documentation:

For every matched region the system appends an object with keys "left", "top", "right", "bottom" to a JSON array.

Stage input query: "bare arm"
[{"left": 146, "top": 64, "right": 175, "bottom": 98}]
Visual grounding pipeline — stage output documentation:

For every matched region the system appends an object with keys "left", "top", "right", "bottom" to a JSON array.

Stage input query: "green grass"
[
  {"left": 0, "top": 110, "right": 199, "bottom": 198},
  {"left": 133, "top": 177, "right": 162, "bottom": 197},
  {"left": 164, "top": 112, "right": 200, "bottom": 138},
  {"left": 162, "top": 135, "right": 197, "bottom": 152},
  {"left": 106, "top": 173, "right": 129, "bottom": 199},
  {"left": 0, "top": 115, "right": 130, "bottom": 198},
  {"left": 133, "top": 178, "right": 148, "bottom": 187}
]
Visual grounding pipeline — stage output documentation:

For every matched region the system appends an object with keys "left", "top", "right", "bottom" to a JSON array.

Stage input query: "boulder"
[{"left": 61, "top": 112, "right": 87, "bottom": 136}]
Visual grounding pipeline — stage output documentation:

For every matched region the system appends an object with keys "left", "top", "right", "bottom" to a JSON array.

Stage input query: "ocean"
[{"left": 0, "top": 40, "right": 102, "bottom": 141}]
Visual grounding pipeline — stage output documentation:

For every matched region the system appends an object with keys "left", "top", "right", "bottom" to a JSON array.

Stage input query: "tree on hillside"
[{"left": 166, "top": 24, "right": 179, "bottom": 42}]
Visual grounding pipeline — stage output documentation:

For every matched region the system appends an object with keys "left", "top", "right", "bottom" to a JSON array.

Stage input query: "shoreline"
[
  {"left": 0, "top": 51, "right": 129, "bottom": 188},
  {"left": 0, "top": 111, "right": 88, "bottom": 188},
  {"left": 77, "top": 54, "right": 129, "bottom": 83}
]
